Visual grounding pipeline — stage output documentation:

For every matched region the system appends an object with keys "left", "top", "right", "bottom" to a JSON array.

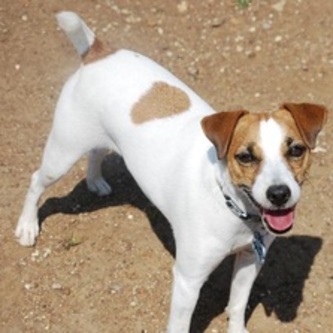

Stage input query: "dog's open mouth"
[
  {"left": 241, "top": 187, "right": 295, "bottom": 234},
  {"left": 262, "top": 207, "right": 295, "bottom": 234}
]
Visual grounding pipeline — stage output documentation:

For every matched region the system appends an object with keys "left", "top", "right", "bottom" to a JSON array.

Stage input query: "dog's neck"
[
  {"left": 216, "top": 160, "right": 269, "bottom": 263},
  {"left": 215, "top": 160, "right": 261, "bottom": 221}
]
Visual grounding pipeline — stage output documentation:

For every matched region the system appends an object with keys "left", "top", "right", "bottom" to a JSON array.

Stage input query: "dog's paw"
[
  {"left": 15, "top": 221, "right": 39, "bottom": 247},
  {"left": 86, "top": 177, "right": 112, "bottom": 196}
]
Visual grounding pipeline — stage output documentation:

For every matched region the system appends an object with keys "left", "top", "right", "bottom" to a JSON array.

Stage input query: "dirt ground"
[{"left": 1, "top": 0, "right": 333, "bottom": 332}]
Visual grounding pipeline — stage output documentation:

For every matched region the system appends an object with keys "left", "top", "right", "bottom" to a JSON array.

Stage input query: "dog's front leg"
[
  {"left": 226, "top": 232, "right": 274, "bottom": 333},
  {"left": 226, "top": 249, "right": 260, "bottom": 333},
  {"left": 167, "top": 265, "right": 206, "bottom": 333},
  {"left": 167, "top": 238, "right": 228, "bottom": 333}
]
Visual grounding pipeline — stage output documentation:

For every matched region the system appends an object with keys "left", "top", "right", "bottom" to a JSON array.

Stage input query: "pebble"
[
  {"left": 210, "top": 18, "right": 225, "bottom": 28},
  {"left": 43, "top": 248, "right": 52, "bottom": 258},
  {"left": 130, "top": 300, "right": 137, "bottom": 307},
  {"left": 52, "top": 282, "right": 62, "bottom": 290},
  {"left": 274, "top": 35, "right": 283, "bottom": 42},
  {"left": 236, "top": 45, "right": 244, "bottom": 53},
  {"left": 166, "top": 51, "right": 173, "bottom": 58},
  {"left": 187, "top": 66, "right": 199, "bottom": 77},
  {"left": 125, "top": 15, "right": 141, "bottom": 24},
  {"left": 110, "top": 284, "right": 123, "bottom": 294},
  {"left": 272, "top": 0, "right": 287, "bottom": 12},
  {"left": 24, "top": 283, "right": 34, "bottom": 290},
  {"left": 177, "top": 1, "right": 188, "bottom": 14},
  {"left": 262, "top": 21, "right": 272, "bottom": 30},
  {"left": 31, "top": 249, "right": 40, "bottom": 262}
]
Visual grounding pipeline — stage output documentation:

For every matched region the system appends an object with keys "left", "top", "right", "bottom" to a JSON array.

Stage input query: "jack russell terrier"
[{"left": 16, "top": 11, "right": 327, "bottom": 333}]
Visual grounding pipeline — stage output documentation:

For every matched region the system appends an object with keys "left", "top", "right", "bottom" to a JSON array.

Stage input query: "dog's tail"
[{"left": 56, "top": 11, "right": 95, "bottom": 57}]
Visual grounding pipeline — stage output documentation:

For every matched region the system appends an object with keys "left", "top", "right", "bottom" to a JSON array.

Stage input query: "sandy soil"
[{"left": 1, "top": 1, "right": 333, "bottom": 332}]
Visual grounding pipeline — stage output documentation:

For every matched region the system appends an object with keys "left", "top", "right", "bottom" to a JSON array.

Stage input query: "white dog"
[{"left": 16, "top": 11, "right": 327, "bottom": 333}]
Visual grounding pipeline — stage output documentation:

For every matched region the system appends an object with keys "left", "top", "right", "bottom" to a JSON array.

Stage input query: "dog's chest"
[{"left": 229, "top": 222, "right": 263, "bottom": 252}]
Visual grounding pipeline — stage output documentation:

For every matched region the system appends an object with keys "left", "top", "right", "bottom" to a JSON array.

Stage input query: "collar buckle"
[{"left": 223, "top": 194, "right": 260, "bottom": 222}]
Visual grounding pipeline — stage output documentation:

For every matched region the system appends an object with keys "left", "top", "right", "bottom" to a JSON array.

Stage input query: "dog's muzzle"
[{"left": 242, "top": 185, "right": 295, "bottom": 235}]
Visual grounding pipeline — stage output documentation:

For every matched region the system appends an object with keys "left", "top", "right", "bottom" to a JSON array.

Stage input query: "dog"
[{"left": 16, "top": 11, "right": 327, "bottom": 333}]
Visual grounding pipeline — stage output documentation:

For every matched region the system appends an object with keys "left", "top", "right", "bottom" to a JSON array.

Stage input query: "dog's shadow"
[{"left": 38, "top": 154, "right": 322, "bottom": 332}]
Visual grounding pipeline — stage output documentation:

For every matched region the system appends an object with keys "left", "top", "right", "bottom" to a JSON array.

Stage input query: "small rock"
[
  {"left": 125, "top": 15, "right": 141, "bottom": 24},
  {"left": 187, "top": 66, "right": 199, "bottom": 77},
  {"left": 110, "top": 284, "right": 123, "bottom": 294},
  {"left": 146, "top": 18, "right": 158, "bottom": 28},
  {"left": 130, "top": 300, "right": 137, "bottom": 307},
  {"left": 52, "top": 282, "right": 62, "bottom": 290},
  {"left": 210, "top": 18, "right": 225, "bottom": 28},
  {"left": 262, "top": 21, "right": 272, "bottom": 30},
  {"left": 24, "top": 283, "right": 34, "bottom": 290},
  {"left": 177, "top": 1, "right": 188, "bottom": 14},
  {"left": 31, "top": 249, "right": 40, "bottom": 262},
  {"left": 43, "top": 248, "right": 52, "bottom": 258},
  {"left": 272, "top": 0, "right": 287, "bottom": 12},
  {"left": 246, "top": 50, "right": 256, "bottom": 58},
  {"left": 236, "top": 45, "right": 244, "bottom": 53},
  {"left": 274, "top": 35, "right": 282, "bottom": 42}
]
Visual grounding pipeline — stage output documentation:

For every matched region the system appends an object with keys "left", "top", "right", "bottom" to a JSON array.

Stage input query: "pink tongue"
[{"left": 263, "top": 208, "right": 295, "bottom": 233}]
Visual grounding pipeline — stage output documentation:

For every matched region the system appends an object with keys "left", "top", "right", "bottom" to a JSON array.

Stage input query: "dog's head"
[{"left": 202, "top": 103, "right": 328, "bottom": 234}]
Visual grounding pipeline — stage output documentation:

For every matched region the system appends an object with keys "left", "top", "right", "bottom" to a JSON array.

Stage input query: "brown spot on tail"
[
  {"left": 132, "top": 82, "right": 191, "bottom": 124},
  {"left": 83, "top": 38, "right": 115, "bottom": 65}
]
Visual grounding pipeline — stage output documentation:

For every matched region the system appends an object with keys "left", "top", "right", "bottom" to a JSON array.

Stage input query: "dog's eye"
[
  {"left": 287, "top": 144, "right": 306, "bottom": 159},
  {"left": 235, "top": 151, "right": 257, "bottom": 164}
]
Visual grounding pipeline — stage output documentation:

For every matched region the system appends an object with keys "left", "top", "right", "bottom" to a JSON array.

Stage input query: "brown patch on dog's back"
[
  {"left": 83, "top": 38, "right": 115, "bottom": 65},
  {"left": 132, "top": 82, "right": 191, "bottom": 124}
]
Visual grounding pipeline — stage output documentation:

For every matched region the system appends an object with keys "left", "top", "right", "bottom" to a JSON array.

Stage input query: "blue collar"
[{"left": 221, "top": 186, "right": 267, "bottom": 264}]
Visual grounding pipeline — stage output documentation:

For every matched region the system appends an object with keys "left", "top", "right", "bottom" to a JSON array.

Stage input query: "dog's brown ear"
[
  {"left": 283, "top": 103, "right": 328, "bottom": 149},
  {"left": 201, "top": 110, "right": 248, "bottom": 159}
]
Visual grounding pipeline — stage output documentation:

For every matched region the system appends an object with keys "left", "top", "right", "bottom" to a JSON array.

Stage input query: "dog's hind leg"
[
  {"left": 86, "top": 148, "right": 111, "bottom": 196},
  {"left": 15, "top": 131, "right": 89, "bottom": 246}
]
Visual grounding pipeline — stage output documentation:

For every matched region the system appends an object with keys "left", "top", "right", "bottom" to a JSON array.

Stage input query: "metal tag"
[{"left": 252, "top": 231, "right": 267, "bottom": 264}]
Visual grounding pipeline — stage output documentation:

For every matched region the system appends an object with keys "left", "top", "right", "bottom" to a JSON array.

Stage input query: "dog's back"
[{"left": 54, "top": 11, "right": 216, "bottom": 209}]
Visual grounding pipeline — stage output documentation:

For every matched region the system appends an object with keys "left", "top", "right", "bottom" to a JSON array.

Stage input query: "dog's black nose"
[{"left": 266, "top": 185, "right": 291, "bottom": 206}]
